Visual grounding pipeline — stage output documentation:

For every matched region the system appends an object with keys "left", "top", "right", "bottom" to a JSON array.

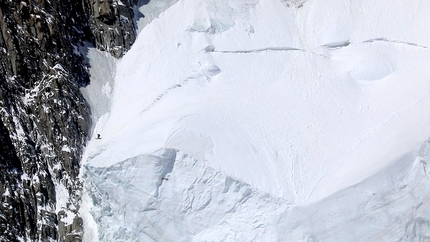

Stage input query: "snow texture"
[{"left": 80, "top": 0, "right": 430, "bottom": 240}]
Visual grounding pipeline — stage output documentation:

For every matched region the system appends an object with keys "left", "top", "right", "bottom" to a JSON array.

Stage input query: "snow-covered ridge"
[{"left": 80, "top": 0, "right": 430, "bottom": 240}]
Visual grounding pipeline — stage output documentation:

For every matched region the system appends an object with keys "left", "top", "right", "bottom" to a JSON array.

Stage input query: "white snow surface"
[{"left": 80, "top": 0, "right": 430, "bottom": 240}]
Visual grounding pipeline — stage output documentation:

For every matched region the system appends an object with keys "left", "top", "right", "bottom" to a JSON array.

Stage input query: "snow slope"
[{"left": 80, "top": 0, "right": 430, "bottom": 240}]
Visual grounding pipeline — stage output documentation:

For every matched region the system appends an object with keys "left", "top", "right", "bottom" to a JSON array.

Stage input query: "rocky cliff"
[
  {"left": 85, "top": 0, "right": 138, "bottom": 58},
  {"left": 0, "top": 0, "right": 138, "bottom": 241}
]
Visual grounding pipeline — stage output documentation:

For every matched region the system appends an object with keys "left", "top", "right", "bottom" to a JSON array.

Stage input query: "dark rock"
[
  {"left": 86, "top": 0, "right": 138, "bottom": 57},
  {"left": 0, "top": 0, "right": 139, "bottom": 241}
]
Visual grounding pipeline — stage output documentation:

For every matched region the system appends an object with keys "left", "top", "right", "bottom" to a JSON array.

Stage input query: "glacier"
[{"left": 79, "top": 0, "right": 430, "bottom": 240}]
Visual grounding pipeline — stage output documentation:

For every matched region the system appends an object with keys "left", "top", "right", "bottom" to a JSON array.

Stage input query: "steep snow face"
[
  {"left": 83, "top": 144, "right": 430, "bottom": 241},
  {"left": 81, "top": 0, "right": 430, "bottom": 240}
]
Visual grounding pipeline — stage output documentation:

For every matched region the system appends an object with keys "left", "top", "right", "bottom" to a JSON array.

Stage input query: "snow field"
[{"left": 80, "top": 0, "right": 430, "bottom": 240}]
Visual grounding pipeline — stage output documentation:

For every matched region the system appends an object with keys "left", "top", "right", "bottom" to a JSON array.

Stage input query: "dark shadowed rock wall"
[
  {"left": 0, "top": 0, "right": 138, "bottom": 241},
  {"left": 85, "top": 0, "right": 138, "bottom": 58}
]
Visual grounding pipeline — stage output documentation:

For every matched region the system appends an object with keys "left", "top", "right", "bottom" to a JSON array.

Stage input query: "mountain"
[
  {"left": 2, "top": 0, "right": 430, "bottom": 241},
  {"left": 80, "top": 0, "right": 430, "bottom": 241},
  {"left": 0, "top": 0, "right": 138, "bottom": 240}
]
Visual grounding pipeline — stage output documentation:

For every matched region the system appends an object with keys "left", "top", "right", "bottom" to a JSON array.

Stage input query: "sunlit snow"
[{"left": 80, "top": 0, "right": 430, "bottom": 240}]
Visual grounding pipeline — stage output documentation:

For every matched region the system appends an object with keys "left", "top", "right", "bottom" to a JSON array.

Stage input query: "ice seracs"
[{"left": 80, "top": 0, "right": 430, "bottom": 240}]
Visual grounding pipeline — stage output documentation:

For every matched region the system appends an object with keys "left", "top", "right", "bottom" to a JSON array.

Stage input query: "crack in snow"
[
  {"left": 211, "top": 47, "right": 300, "bottom": 53},
  {"left": 209, "top": 46, "right": 329, "bottom": 59},
  {"left": 140, "top": 83, "right": 184, "bottom": 114},
  {"left": 362, "top": 38, "right": 430, "bottom": 49},
  {"left": 139, "top": 38, "right": 429, "bottom": 116}
]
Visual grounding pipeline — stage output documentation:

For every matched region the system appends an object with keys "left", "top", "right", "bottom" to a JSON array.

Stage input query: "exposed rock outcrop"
[
  {"left": 85, "top": 0, "right": 138, "bottom": 58},
  {"left": 0, "top": 0, "right": 139, "bottom": 241},
  {"left": 281, "top": 0, "right": 307, "bottom": 8}
]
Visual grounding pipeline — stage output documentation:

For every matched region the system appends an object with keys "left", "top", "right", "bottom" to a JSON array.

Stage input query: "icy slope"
[
  {"left": 81, "top": 0, "right": 430, "bottom": 240},
  {"left": 84, "top": 144, "right": 430, "bottom": 241}
]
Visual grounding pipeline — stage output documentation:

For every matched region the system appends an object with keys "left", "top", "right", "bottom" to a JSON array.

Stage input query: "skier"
[{"left": 96, "top": 134, "right": 101, "bottom": 139}]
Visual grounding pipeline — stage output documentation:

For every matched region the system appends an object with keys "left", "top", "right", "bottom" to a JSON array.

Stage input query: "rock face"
[
  {"left": 281, "top": 0, "right": 307, "bottom": 8},
  {"left": 85, "top": 0, "right": 138, "bottom": 58},
  {"left": 0, "top": 0, "right": 138, "bottom": 241}
]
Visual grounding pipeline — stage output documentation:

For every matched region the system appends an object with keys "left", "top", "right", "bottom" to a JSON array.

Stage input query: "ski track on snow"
[{"left": 338, "top": 87, "right": 430, "bottom": 169}]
